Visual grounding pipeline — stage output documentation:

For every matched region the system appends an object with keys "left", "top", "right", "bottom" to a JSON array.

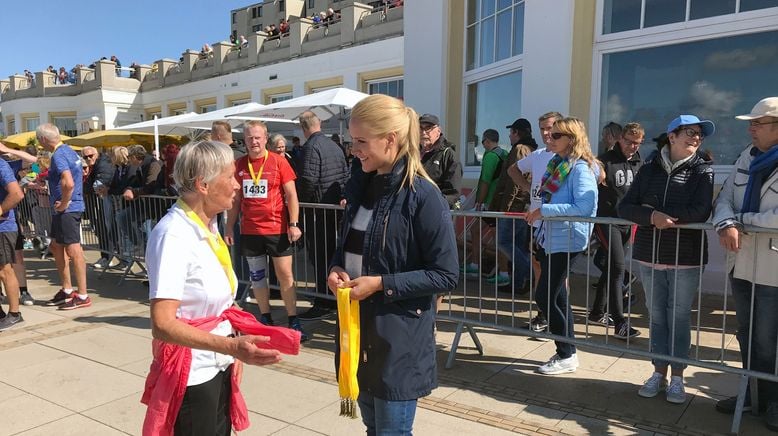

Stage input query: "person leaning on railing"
[
  {"left": 618, "top": 114, "right": 715, "bottom": 405},
  {"left": 524, "top": 117, "right": 598, "bottom": 376},
  {"left": 712, "top": 97, "right": 778, "bottom": 430}
]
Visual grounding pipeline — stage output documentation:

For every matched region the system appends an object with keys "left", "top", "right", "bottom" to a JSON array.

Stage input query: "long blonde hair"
[
  {"left": 554, "top": 117, "right": 597, "bottom": 168},
  {"left": 349, "top": 94, "right": 434, "bottom": 189}
]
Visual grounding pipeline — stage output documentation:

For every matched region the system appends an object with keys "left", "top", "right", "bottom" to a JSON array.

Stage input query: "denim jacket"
[
  {"left": 331, "top": 157, "right": 459, "bottom": 401},
  {"left": 538, "top": 159, "right": 598, "bottom": 253}
]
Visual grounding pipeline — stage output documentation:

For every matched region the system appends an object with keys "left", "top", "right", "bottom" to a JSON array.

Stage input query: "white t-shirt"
[
  {"left": 516, "top": 148, "right": 555, "bottom": 227},
  {"left": 146, "top": 203, "right": 236, "bottom": 386}
]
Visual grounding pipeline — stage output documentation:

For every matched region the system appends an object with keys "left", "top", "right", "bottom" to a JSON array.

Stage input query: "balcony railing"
[{"left": 1, "top": 1, "right": 403, "bottom": 101}]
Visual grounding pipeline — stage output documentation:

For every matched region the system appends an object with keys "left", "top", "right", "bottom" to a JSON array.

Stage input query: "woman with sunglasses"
[
  {"left": 525, "top": 117, "right": 598, "bottom": 375},
  {"left": 618, "top": 115, "right": 714, "bottom": 404}
]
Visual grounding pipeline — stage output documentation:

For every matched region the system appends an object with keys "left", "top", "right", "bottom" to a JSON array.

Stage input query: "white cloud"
[
  {"left": 704, "top": 45, "right": 778, "bottom": 70},
  {"left": 689, "top": 81, "right": 740, "bottom": 117},
  {"left": 604, "top": 94, "right": 626, "bottom": 124}
]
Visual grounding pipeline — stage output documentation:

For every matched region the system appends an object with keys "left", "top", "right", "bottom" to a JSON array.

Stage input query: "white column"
[
  {"left": 402, "top": 0, "right": 449, "bottom": 119},
  {"left": 521, "top": 0, "right": 576, "bottom": 121}
]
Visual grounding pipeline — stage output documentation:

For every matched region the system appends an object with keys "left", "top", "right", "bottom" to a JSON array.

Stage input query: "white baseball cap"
[{"left": 736, "top": 97, "right": 778, "bottom": 120}]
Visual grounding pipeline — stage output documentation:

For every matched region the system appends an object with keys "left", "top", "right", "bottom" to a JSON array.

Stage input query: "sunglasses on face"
[
  {"left": 83, "top": 154, "right": 96, "bottom": 159},
  {"left": 550, "top": 132, "right": 570, "bottom": 140}
]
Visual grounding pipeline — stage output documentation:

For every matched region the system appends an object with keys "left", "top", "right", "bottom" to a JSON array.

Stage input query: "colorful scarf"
[
  {"left": 539, "top": 154, "right": 571, "bottom": 203},
  {"left": 336, "top": 287, "right": 360, "bottom": 418},
  {"left": 176, "top": 199, "right": 237, "bottom": 296},
  {"left": 743, "top": 145, "right": 778, "bottom": 213}
]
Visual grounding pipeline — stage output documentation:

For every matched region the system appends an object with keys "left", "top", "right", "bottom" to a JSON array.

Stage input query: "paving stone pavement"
[{"left": 0, "top": 251, "right": 770, "bottom": 435}]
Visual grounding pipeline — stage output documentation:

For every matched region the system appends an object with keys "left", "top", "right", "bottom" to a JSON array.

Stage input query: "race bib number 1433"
[{"left": 243, "top": 179, "right": 268, "bottom": 199}]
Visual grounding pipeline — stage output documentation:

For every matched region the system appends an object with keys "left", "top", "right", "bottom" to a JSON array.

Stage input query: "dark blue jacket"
[{"left": 332, "top": 158, "right": 459, "bottom": 401}]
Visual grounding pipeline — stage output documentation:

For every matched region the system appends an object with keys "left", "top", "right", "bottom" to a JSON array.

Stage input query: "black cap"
[
  {"left": 482, "top": 129, "right": 500, "bottom": 143},
  {"left": 506, "top": 118, "right": 532, "bottom": 132},
  {"left": 419, "top": 113, "right": 440, "bottom": 126}
]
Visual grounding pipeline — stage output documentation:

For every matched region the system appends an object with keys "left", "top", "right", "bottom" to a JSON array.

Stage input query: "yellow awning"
[
  {"left": 67, "top": 130, "right": 184, "bottom": 148},
  {"left": 1, "top": 131, "right": 72, "bottom": 149}
]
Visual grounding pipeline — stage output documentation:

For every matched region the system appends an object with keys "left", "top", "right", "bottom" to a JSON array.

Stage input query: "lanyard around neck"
[
  {"left": 247, "top": 151, "right": 268, "bottom": 186},
  {"left": 175, "top": 198, "right": 237, "bottom": 296}
]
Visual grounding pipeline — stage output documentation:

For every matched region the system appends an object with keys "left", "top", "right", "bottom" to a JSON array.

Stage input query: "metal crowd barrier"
[{"left": 16, "top": 192, "right": 778, "bottom": 432}]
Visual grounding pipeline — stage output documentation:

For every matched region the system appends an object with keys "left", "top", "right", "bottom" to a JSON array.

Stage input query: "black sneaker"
[
  {"left": 45, "top": 289, "right": 73, "bottom": 306},
  {"left": 0, "top": 313, "right": 24, "bottom": 331},
  {"left": 588, "top": 313, "right": 614, "bottom": 327},
  {"left": 623, "top": 292, "right": 638, "bottom": 309},
  {"left": 258, "top": 313, "right": 274, "bottom": 326},
  {"left": 288, "top": 317, "right": 309, "bottom": 342},
  {"left": 528, "top": 315, "right": 548, "bottom": 332},
  {"left": 297, "top": 305, "right": 333, "bottom": 321},
  {"left": 614, "top": 321, "right": 640, "bottom": 339},
  {"left": 715, "top": 395, "right": 752, "bottom": 414},
  {"left": 92, "top": 257, "right": 110, "bottom": 269}
]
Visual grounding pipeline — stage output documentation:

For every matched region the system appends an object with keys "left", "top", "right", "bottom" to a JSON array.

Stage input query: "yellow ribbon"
[
  {"left": 247, "top": 150, "right": 268, "bottom": 186},
  {"left": 176, "top": 199, "right": 237, "bottom": 296},
  {"left": 336, "top": 287, "right": 360, "bottom": 418}
]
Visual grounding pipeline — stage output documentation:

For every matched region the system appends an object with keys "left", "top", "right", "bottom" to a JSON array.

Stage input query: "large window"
[
  {"left": 466, "top": 0, "right": 525, "bottom": 71},
  {"left": 599, "top": 30, "right": 778, "bottom": 166},
  {"left": 464, "top": 70, "right": 521, "bottom": 166},
  {"left": 367, "top": 78, "right": 404, "bottom": 100},
  {"left": 52, "top": 116, "right": 77, "bottom": 137},
  {"left": 603, "top": 0, "right": 778, "bottom": 34},
  {"left": 199, "top": 104, "right": 217, "bottom": 114},
  {"left": 270, "top": 93, "right": 293, "bottom": 103},
  {"left": 24, "top": 117, "right": 40, "bottom": 132}
]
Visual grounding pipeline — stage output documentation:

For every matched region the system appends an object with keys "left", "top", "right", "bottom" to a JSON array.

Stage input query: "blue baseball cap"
[{"left": 666, "top": 115, "right": 715, "bottom": 137}]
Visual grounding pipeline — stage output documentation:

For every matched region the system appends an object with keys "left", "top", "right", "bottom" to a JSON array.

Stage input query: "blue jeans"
[
  {"left": 730, "top": 276, "right": 778, "bottom": 403},
  {"left": 496, "top": 218, "right": 531, "bottom": 287},
  {"left": 638, "top": 265, "right": 702, "bottom": 370},
  {"left": 358, "top": 393, "right": 417, "bottom": 436}
]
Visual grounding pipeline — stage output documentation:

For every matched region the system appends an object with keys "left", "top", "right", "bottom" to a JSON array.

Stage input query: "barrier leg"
[
  {"left": 730, "top": 374, "right": 750, "bottom": 434},
  {"left": 466, "top": 324, "right": 484, "bottom": 357},
  {"left": 445, "top": 321, "right": 484, "bottom": 369},
  {"left": 445, "top": 322, "right": 465, "bottom": 369},
  {"left": 750, "top": 377, "right": 759, "bottom": 416}
]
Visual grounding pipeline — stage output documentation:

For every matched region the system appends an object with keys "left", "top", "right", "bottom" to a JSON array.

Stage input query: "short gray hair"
[
  {"left": 173, "top": 141, "right": 234, "bottom": 194},
  {"left": 36, "top": 123, "right": 60, "bottom": 142},
  {"left": 269, "top": 133, "right": 286, "bottom": 147}
]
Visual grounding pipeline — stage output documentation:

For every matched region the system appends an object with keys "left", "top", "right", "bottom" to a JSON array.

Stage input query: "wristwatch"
[{"left": 289, "top": 222, "right": 299, "bottom": 228}]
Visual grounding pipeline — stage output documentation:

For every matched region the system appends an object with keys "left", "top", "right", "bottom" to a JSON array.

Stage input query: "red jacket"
[{"left": 141, "top": 306, "right": 301, "bottom": 436}]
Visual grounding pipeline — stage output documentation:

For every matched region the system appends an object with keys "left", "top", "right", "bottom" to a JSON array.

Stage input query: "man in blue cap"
[{"left": 713, "top": 97, "right": 778, "bottom": 430}]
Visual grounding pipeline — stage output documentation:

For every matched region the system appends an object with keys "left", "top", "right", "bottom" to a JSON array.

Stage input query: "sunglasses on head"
[{"left": 550, "top": 132, "right": 570, "bottom": 140}]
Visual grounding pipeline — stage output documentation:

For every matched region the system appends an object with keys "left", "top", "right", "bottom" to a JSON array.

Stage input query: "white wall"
[
  {"left": 520, "top": 0, "right": 576, "bottom": 122},
  {"left": 402, "top": 0, "right": 449, "bottom": 118}
]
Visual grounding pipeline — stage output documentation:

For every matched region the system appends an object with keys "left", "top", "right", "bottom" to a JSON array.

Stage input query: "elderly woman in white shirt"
[{"left": 146, "top": 141, "right": 282, "bottom": 436}]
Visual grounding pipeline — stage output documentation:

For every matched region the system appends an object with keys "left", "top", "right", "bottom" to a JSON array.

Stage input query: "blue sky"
[{"left": 0, "top": 0, "right": 252, "bottom": 77}]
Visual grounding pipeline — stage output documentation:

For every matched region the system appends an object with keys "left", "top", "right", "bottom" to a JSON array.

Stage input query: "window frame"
[
  {"left": 591, "top": 0, "right": 778, "bottom": 180},
  {"left": 366, "top": 76, "right": 404, "bottom": 99},
  {"left": 465, "top": 0, "right": 525, "bottom": 72}
]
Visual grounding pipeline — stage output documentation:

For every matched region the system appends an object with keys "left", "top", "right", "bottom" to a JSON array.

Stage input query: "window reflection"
[
  {"left": 600, "top": 31, "right": 778, "bottom": 165},
  {"left": 644, "top": 0, "right": 686, "bottom": 27},
  {"left": 740, "top": 0, "right": 778, "bottom": 12},
  {"left": 690, "top": 0, "right": 735, "bottom": 19},
  {"left": 465, "top": 71, "right": 521, "bottom": 166}
]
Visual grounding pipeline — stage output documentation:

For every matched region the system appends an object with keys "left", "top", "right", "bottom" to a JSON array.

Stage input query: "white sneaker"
[
  {"left": 666, "top": 376, "right": 686, "bottom": 404},
  {"left": 638, "top": 372, "right": 667, "bottom": 398},
  {"left": 536, "top": 353, "right": 578, "bottom": 375}
]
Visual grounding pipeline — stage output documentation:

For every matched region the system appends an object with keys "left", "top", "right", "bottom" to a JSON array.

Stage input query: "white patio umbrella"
[
  {"left": 115, "top": 112, "right": 202, "bottom": 155},
  {"left": 228, "top": 87, "right": 371, "bottom": 122},
  {"left": 115, "top": 112, "right": 201, "bottom": 135},
  {"left": 179, "top": 102, "right": 298, "bottom": 131}
]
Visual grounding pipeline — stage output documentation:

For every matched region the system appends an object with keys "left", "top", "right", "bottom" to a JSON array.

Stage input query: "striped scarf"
[{"left": 539, "top": 154, "right": 571, "bottom": 203}]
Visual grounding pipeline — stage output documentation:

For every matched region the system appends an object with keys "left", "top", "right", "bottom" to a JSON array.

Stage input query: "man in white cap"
[{"left": 713, "top": 97, "right": 778, "bottom": 430}]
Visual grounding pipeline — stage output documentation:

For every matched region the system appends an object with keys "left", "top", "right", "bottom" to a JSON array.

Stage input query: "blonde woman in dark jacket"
[{"left": 327, "top": 94, "right": 459, "bottom": 434}]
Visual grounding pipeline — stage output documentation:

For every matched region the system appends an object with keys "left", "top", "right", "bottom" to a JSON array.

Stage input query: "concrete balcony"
[
  {"left": 1, "top": 1, "right": 402, "bottom": 101},
  {"left": 1, "top": 60, "right": 141, "bottom": 101}
]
